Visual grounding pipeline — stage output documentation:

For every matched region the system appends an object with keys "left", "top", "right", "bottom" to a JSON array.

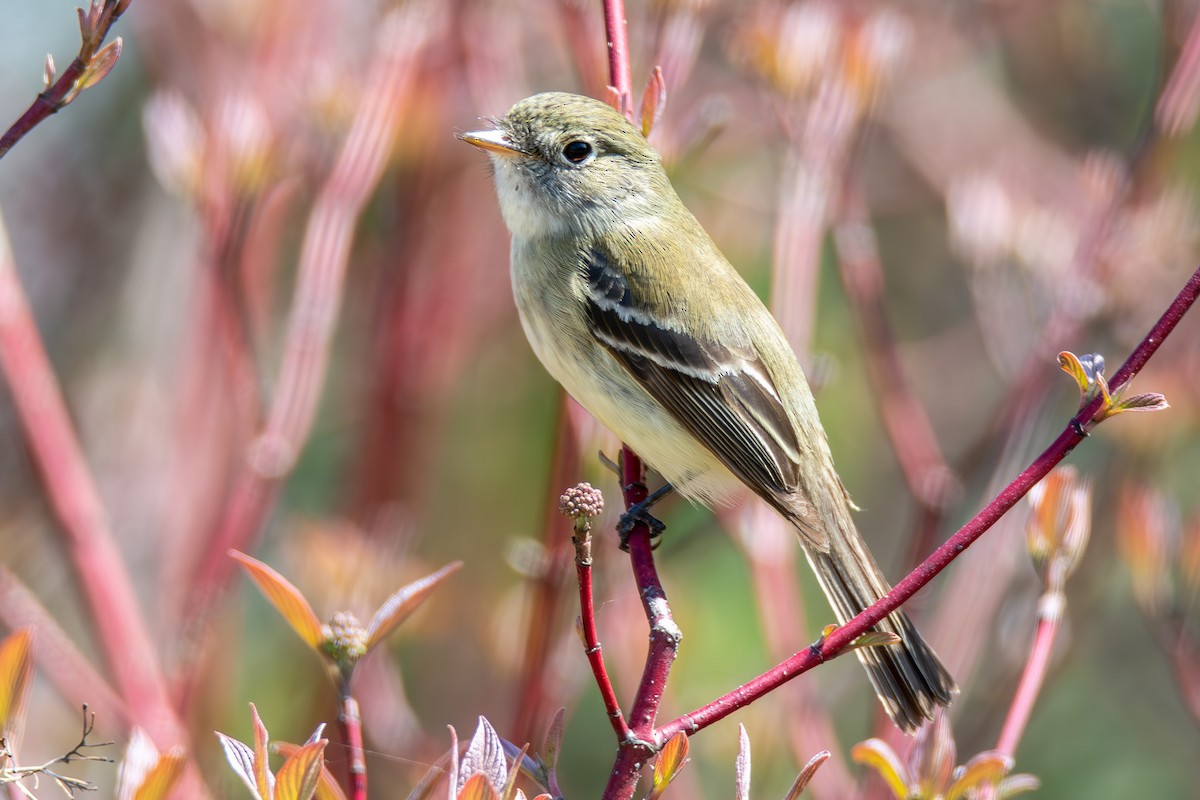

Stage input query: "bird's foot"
[{"left": 617, "top": 483, "right": 674, "bottom": 550}]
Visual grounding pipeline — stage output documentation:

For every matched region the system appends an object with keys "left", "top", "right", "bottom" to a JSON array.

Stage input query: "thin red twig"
[
  {"left": 0, "top": 0, "right": 131, "bottom": 160},
  {"left": 603, "top": 0, "right": 634, "bottom": 119},
  {"left": 654, "top": 264, "right": 1200, "bottom": 742},
  {"left": 994, "top": 603, "right": 1060, "bottom": 757},
  {"left": 602, "top": 447, "right": 681, "bottom": 800},
  {"left": 339, "top": 692, "right": 367, "bottom": 800},
  {"left": 574, "top": 518, "right": 630, "bottom": 742},
  {"left": 620, "top": 447, "right": 680, "bottom": 737}
]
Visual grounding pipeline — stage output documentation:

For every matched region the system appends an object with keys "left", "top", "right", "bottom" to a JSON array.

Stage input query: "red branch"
[
  {"left": 603, "top": 0, "right": 634, "bottom": 119},
  {"left": 575, "top": 520, "right": 630, "bottom": 742},
  {"left": 339, "top": 692, "right": 367, "bottom": 800},
  {"left": 602, "top": 447, "right": 681, "bottom": 800},
  {"left": 994, "top": 602, "right": 1060, "bottom": 757},
  {"left": 0, "top": 0, "right": 131, "bottom": 160},
  {"left": 654, "top": 264, "right": 1200, "bottom": 743}
]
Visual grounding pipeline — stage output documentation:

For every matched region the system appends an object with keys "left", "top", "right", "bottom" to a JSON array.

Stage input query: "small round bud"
[
  {"left": 559, "top": 482, "right": 604, "bottom": 520},
  {"left": 321, "top": 610, "right": 369, "bottom": 668}
]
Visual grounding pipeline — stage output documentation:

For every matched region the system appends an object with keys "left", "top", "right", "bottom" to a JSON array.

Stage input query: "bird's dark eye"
[{"left": 562, "top": 140, "right": 593, "bottom": 164}]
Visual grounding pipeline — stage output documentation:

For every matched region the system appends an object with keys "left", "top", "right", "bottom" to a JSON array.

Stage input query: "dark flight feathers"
[{"left": 581, "top": 243, "right": 827, "bottom": 542}]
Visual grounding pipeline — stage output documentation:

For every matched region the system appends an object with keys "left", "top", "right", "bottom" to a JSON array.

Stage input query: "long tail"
[{"left": 803, "top": 524, "right": 956, "bottom": 732}]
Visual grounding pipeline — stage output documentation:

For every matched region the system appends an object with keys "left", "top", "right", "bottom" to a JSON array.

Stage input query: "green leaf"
[
  {"left": 1110, "top": 392, "right": 1169, "bottom": 415},
  {"left": 846, "top": 631, "right": 901, "bottom": 652}
]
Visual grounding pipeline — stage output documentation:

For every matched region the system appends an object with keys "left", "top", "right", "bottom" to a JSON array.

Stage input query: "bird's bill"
[{"left": 460, "top": 129, "right": 524, "bottom": 157}]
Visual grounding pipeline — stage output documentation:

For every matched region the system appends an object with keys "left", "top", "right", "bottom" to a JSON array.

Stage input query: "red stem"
[
  {"left": 994, "top": 598, "right": 1061, "bottom": 757},
  {"left": 602, "top": 447, "right": 681, "bottom": 800},
  {"left": 576, "top": 525, "right": 631, "bottom": 741},
  {"left": 620, "top": 448, "right": 679, "bottom": 735},
  {"left": 0, "top": 1, "right": 130, "bottom": 160},
  {"left": 654, "top": 263, "right": 1200, "bottom": 742},
  {"left": 339, "top": 691, "right": 367, "bottom": 800},
  {"left": 602, "top": 0, "right": 634, "bottom": 119}
]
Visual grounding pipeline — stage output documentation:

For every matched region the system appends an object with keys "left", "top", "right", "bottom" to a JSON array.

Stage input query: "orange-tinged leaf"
[
  {"left": 640, "top": 66, "right": 667, "bottom": 138},
  {"left": 0, "top": 628, "right": 33, "bottom": 734},
  {"left": 457, "top": 774, "right": 500, "bottom": 800},
  {"left": 78, "top": 38, "right": 122, "bottom": 91},
  {"left": 604, "top": 85, "right": 623, "bottom": 114},
  {"left": 275, "top": 742, "right": 348, "bottom": 800},
  {"left": 783, "top": 750, "right": 830, "bottom": 799},
  {"left": 366, "top": 562, "right": 462, "bottom": 650},
  {"left": 232, "top": 551, "right": 324, "bottom": 648},
  {"left": 945, "top": 752, "right": 1012, "bottom": 800},
  {"left": 1057, "top": 351, "right": 1090, "bottom": 395},
  {"left": 850, "top": 739, "right": 909, "bottom": 800},
  {"left": 251, "top": 703, "right": 275, "bottom": 800},
  {"left": 275, "top": 739, "right": 327, "bottom": 800},
  {"left": 118, "top": 728, "right": 158, "bottom": 800},
  {"left": 131, "top": 748, "right": 186, "bottom": 800},
  {"left": 649, "top": 731, "right": 689, "bottom": 799}
]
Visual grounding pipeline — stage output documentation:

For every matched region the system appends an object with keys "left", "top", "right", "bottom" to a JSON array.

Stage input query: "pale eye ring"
[{"left": 562, "top": 140, "right": 593, "bottom": 164}]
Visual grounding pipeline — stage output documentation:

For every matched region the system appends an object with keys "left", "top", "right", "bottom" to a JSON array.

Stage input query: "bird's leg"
[
  {"left": 598, "top": 450, "right": 622, "bottom": 476},
  {"left": 617, "top": 482, "right": 674, "bottom": 550}
]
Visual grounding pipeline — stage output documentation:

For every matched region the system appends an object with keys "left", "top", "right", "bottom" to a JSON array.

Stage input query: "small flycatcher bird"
[{"left": 462, "top": 92, "right": 955, "bottom": 731}]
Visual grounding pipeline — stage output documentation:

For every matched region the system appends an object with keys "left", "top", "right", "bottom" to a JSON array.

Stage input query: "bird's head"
[{"left": 461, "top": 92, "right": 670, "bottom": 239}]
